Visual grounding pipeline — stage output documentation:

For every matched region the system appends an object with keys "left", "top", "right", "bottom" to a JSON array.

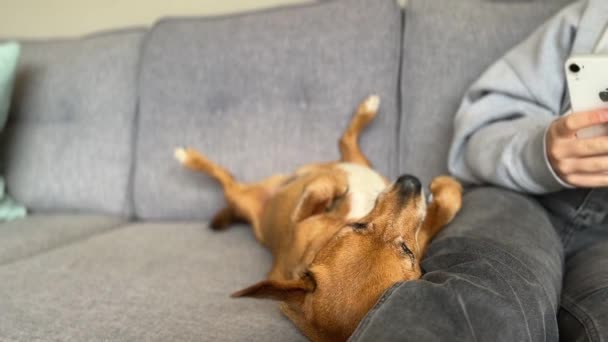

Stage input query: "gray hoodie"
[{"left": 448, "top": 0, "right": 608, "bottom": 194}]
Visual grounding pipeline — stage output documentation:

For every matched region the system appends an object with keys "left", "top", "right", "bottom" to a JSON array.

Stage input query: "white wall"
[{"left": 0, "top": 0, "right": 310, "bottom": 38}]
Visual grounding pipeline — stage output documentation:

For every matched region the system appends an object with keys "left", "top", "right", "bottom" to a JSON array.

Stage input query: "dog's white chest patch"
[{"left": 337, "top": 163, "right": 388, "bottom": 220}]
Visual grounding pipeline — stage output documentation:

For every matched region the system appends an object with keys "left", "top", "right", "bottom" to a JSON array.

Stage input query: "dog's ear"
[
  {"left": 291, "top": 176, "right": 346, "bottom": 223},
  {"left": 231, "top": 277, "right": 314, "bottom": 303}
]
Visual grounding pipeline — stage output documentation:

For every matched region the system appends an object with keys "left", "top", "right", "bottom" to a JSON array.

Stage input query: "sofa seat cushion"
[
  {"left": 0, "top": 222, "right": 305, "bottom": 341},
  {"left": 398, "top": 0, "right": 572, "bottom": 187},
  {"left": 0, "top": 215, "right": 125, "bottom": 265},
  {"left": 134, "top": 0, "right": 402, "bottom": 220}
]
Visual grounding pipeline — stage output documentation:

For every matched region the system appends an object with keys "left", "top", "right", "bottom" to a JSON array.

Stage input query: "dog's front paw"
[
  {"left": 430, "top": 176, "right": 461, "bottom": 195},
  {"left": 429, "top": 176, "right": 463, "bottom": 219}
]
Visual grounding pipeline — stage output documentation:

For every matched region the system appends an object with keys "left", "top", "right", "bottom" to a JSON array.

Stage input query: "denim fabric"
[
  {"left": 538, "top": 189, "right": 608, "bottom": 342},
  {"left": 351, "top": 187, "right": 608, "bottom": 342}
]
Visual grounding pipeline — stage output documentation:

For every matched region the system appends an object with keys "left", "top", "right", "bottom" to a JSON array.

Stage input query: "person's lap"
[
  {"left": 540, "top": 189, "right": 608, "bottom": 342},
  {"left": 559, "top": 240, "right": 608, "bottom": 342},
  {"left": 350, "top": 187, "right": 565, "bottom": 341}
]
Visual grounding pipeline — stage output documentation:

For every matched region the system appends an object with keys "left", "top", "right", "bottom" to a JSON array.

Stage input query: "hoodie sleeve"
[{"left": 448, "top": 0, "right": 587, "bottom": 194}]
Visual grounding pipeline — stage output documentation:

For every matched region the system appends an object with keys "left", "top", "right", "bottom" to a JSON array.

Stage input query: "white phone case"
[{"left": 565, "top": 55, "right": 608, "bottom": 138}]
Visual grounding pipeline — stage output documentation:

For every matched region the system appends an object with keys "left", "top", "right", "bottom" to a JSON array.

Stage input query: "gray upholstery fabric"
[
  {"left": 0, "top": 215, "right": 125, "bottom": 265},
  {"left": 398, "top": 0, "right": 572, "bottom": 187},
  {"left": 1, "top": 29, "right": 144, "bottom": 216},
  {"left": 0, "top": 222, "right": 306, "bottom": 341},
  {"left": 134, "top": 0, "right": 402, "bottom": 220}
]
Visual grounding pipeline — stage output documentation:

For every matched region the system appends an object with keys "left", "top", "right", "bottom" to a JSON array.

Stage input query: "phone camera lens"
[{"left": 569, "top": 63, "right": 581, "bottom": 73}]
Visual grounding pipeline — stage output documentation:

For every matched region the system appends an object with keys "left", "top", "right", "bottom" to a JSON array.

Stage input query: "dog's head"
[{"left": 233, "top": 174, "right": 432, "bottom": 341}]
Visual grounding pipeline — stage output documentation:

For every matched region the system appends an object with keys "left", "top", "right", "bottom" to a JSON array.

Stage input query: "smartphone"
[{"left": 565, "top": 55, "right": 608, "bottom": 138}]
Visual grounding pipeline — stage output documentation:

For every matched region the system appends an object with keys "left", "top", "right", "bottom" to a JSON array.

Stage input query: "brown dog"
[{"left": 175, "top": 95, "right": 462, "bottom": 341}]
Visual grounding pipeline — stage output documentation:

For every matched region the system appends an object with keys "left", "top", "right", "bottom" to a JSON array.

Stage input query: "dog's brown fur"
[{"left": 175, "top": 95, "right": 463, "bottom": 341}]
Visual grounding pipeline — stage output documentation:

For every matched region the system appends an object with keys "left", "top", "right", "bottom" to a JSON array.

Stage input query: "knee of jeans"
[
  {"left": 433, "top": 187, "right": 563, "bottom": 256},
  {"left": 421, "top": 236, "right": 563, "bottom": 309},
  {"left": 353, "top": 276, "right": 559, "bottom": 342},
  {"left": 412, "top": 260, "right": 560, "bottom": 342}
]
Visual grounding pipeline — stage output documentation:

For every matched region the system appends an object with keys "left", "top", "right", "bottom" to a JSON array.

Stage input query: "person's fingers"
[
  {"left": 561, "top": 173, "right": 608, "bottom": 188},
  {"left": 556, "top": 136, "right": 608, "bottom": 158},
  {"left": 553, "top": 156, "right": 608, "bottom": 174},
  {"left": 553, "top": 110, "right": 608, "bottom": 138}
]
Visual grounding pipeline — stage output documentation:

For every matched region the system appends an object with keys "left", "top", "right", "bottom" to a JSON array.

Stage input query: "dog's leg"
[
  {"left": 210, "top": 206, "right": 245, "bottom": 230},
  {"left": 339, "top": 95, "right": 380, "bottom": 167},
  {"left": 175, "top": 147, "right": 286, "bottom": 240},
  {"left": 415, "top": 176, "right": 463, "bottom": 258},
  {"left": 175, "top": 147, "right": 236, "bottom": 188}
]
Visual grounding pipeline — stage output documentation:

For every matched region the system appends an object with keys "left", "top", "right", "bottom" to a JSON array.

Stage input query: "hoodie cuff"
[{"left": 519, "top": 123, "right": 570, "bottom": 193}]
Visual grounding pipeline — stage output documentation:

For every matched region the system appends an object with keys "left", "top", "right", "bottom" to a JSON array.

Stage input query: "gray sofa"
[{"left": 0, "top": 0, "right": 571, "bottom": 340}]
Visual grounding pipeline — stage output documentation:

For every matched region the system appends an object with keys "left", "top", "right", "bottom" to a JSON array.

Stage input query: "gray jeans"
[{"left": 350, "top": 187, "right": 608, "bottom": 342}]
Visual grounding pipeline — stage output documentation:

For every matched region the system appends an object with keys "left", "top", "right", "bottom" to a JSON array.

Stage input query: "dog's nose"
[{"left": 395, "top": 174, "right": 421, "bottom": 196}]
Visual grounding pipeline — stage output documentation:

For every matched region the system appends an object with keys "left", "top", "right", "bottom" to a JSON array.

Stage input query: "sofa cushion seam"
[{"left": 0, "top": 222, "right": 130, "bottom": 268}]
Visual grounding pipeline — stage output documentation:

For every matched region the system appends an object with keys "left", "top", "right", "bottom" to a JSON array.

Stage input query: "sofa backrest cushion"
[
  {"left": 135, "top": 0, "right": 403, "bottom": 220},
  {"left": 2, "top": 30, "right": 144, "bottom": 216},
  {"left": 399, "top": 0, "right": 573, "bottom": 187}
]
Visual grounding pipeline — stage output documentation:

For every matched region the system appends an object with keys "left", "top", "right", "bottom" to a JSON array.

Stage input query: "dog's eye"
[
  {"left": 400, "top": 242, "right": 415, "bottom": 267},
  {"left": 348, "top": 222, "right": 368, "bottom": 230},
  {"left": 400, "top": 242, "right": 413, "bottom": 255}
]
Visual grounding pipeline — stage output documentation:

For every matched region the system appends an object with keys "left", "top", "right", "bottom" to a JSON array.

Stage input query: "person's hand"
[{"left": 546, "top": 110, "right": 608, "bottom": 187}]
